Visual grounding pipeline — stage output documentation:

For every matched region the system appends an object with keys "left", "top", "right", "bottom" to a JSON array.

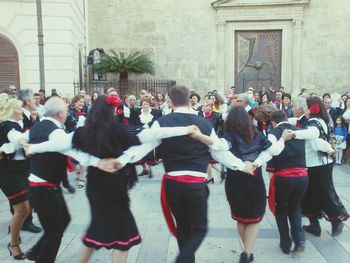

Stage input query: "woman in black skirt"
[
  {"left": 71, "top": 95, "right": 142, "bottom": 263},
  {"left": 223, "top": 106, "right": 288, "bottom": 263},
  {"left": 130, "top": 95, "right": 160, "bottom": 177},
  {"left": 0, "top": 94, "right": 31, "bottom": 260},
  {"left": 73, "top": 95, "right": 194, "bottom": 263}
]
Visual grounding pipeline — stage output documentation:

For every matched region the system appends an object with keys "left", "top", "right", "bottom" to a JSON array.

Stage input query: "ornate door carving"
[{"left": 234, "top": 30, "right": 282, "bottom": 93}]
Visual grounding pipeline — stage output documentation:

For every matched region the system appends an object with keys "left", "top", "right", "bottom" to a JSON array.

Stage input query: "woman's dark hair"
[
  {"left": 282, "top": 93, "right": 291, "bottom": 101},
  {"left": 76, "top": 95, "right": 118, "bottom": 157},
  {"left": 190, "top": 92, "right": 201, "bottom": 103},
  {"left": 322, "top": 93, "right": 331, "bottom": 100},
  {"left": 336, "top": 116, "right": 346, "bottom": 127},
  {"left": 299, "top": 88, "right": 308, "bottom": 96},
  {"left": 214, "top": 93, "right": 224, "bottom": 107},
  {"left": 260, "top": 92, "right": 272, "bottom": 104},
  {"left": 225, "top": 106, "right": 256, "bottom": 144},
  {"left": 156, "top": 92, "right": 165, "bottom": 102},
  {"left": 91, "top": 91, "right": 100, "bottom": 102},
  {"left": 306, "top": 96, "right": 329, "bottom": 124}
]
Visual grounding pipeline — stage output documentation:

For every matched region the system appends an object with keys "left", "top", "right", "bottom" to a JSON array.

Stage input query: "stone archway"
[{"left": 0, "top": 33, "right": 20, "bottom": 91}]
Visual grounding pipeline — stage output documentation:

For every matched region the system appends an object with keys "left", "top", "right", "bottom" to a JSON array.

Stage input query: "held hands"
[
  {"left": 243, "top": 161, "right": 256, "bottom": 175},
  {"left": 328, "top": 149, "right": 336, "bottom": 158},
  {"left": 22, "top": 143, "right": 31, "bottom": 157},
  {"left": 97, "top": 158, "right": 124, "bottom": 173},
  {"left": 281, "top": 129, "right": 294, "bottom": 141}
]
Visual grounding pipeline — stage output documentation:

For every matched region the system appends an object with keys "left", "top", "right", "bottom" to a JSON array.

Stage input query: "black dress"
[
  {"left": 73, "top": 124, "right": 141, "bottom": 250},
  {"left": 0, "top": 121, "right": 29, "bottom": 205},
  {"left": 224, "top": 132, "right": 271, "bottom": 223}
]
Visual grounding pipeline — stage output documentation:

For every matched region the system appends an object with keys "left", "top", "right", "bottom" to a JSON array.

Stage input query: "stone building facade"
[
  {"left": 0, "top": 0, "right": 86, "bottom": 94},
  {"left": 1, "top": 0, "right": 349, "bottom": 96},
  {"left": 88, "top": 0, "right": 350, "bottom": 96}
]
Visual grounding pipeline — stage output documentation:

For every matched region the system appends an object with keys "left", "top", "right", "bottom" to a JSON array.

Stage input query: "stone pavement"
[{"left": 0, "top": 164, "right": 349, "bottom": 263}]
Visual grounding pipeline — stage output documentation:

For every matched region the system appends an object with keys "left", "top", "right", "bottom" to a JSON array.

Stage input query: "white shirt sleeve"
[
  {"left": 117, "top": 142, "right": 160, "bottom": 166},
  {"left": 294, "top": 126, "right": 320, "bottom": 140},
  {"left": 27, "top": 130, "right": 101, "bottom": 167},
  {"left": 28, "top": 130, "right": 73, "bottom": 155},
  {"left": 209, "top": 130, "right": 245, "bottom": 171},
  {"left": 207, "top": 129, "right": 231, "bottom": 151},
  {"left": 310, "top": 138, "right": 333, "bottom": 153},
  {"left": 137, "top": 121, "right": 189, "bottom": 144},
  {"left": 7, "top": 129, "right": 29, "bottom": 144},
  {"left": 254, "top": 134, "right": 285, "bottom": 167}
]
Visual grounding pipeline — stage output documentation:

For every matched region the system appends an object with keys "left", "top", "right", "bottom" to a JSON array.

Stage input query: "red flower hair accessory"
[
  {"left": 309, "top": 103, "right": 321, "bottom": 115},
  {"left": 106, "top": 96, "right": 122, "bottom": 108}
]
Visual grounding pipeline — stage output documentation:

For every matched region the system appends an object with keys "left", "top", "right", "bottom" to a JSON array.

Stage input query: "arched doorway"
[{"left": 0, "top": 33, "right": 20, "bottom": 92}]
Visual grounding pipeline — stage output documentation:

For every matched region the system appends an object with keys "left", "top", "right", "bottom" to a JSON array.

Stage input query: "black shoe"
[
  {"left": 331, "top": 221, "right": 344, "bottom": 237},
  {"left": 303, "top": 224, "right": 321, "bottom": 237},
  {"left": 21, "top": 223, "right": 42, "bottom": 233},
  {"left": 137, "top": 170, "right": 148, "bottom": 177},
  {"left": 239, "top": 252, "right": 248, "bottom": 263},
  {"left": 292, "top": 244, "right": 305, "bottom": 253},
  {"left": 65, "top": 184, "right": 76, "bottom": 194},
  {"left": 206, "top": 178, "right": 214, "bottom": 184},
  {"left": 279, "top": 238, "right": 292, "bottom": 254},
  {"left": 7, "top": 243, "right": 25, "bottom": 260},
  {"left": 25, "top": 249, "right": 37, "bottom": 261},
  {"left": 248, "top": 253, "right": 254, "bottom": 262}
]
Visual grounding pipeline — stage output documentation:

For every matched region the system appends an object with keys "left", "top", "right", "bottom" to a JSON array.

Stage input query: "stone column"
[
  {"left": 216, "top": 20, "right": 226, "bottom": 94},
  {"left": 292, "top": 18, "right": 303, "bottom": 95}
]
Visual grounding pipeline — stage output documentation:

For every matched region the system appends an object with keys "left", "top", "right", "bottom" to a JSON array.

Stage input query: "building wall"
[
  {"left": 88, "top": 0, "right": 218, "bottom": 93},
  {"left": 0, "top": 0, "right": 86, "bottom": 95},
  {"left": 301, "top": 0, "right": 350, "bottom": 95},
  {"left": 88, "top": 0, "right": 350, "bottom": 96}
]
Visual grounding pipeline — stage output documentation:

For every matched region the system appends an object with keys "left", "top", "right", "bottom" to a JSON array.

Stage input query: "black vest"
[
  {"left": 157, "top": 112, "right": 212, "bottom": 173},
  {"left": 29, "top": 120, "right": 67, "bottom": 184},
  {"left": 269, "top": 123, "right": 306, "bottom": 171},
  {"left": 0, "top": 121, "right": 23, "bottom": 162}
]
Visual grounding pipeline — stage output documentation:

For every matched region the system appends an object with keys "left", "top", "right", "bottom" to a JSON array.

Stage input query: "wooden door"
[
  {"left": 234, "top": 30, "right": 282, "bottom": 93},
  {"left": 0, "top": 34, "right": 20, "bottom": 92}
]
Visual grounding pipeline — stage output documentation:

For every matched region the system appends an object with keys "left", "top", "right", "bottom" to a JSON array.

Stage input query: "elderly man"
[
  {"left": 17, "top": 89, "right": 39, "bottom": 131},
  {"left": 21, "top": 97, "right": 119, "bottom": 262}
]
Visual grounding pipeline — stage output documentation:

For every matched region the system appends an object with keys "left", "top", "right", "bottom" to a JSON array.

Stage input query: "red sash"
[
  {"left": 268, "top": 168, "right": 308, "bottom": 215},
  {"left": 160, "top": 174, "right": 206, "bottom": 237},
  {"left": 29, "top": 181, "right": 58, "bottom": 187}
]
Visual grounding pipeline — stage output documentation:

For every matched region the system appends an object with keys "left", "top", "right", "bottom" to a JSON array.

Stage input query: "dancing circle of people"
[{"left": 0, "top": 84, "right": 349, "bottom": 263}]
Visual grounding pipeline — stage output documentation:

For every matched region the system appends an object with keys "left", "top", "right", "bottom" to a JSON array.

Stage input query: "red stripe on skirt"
[
  {"left": 7, "top": 189, "right": 29, "bottom": 200},
  {"left": 231, "top": 214, "right": 262, "bottom": 223},
  {"left": 160, "top": 174, "right": 206, "bottom": 237}
]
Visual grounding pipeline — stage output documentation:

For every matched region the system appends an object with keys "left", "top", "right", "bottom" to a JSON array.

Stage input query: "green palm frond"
[{"left": 93, "top": 50, "right": 155, "bottom": 79}]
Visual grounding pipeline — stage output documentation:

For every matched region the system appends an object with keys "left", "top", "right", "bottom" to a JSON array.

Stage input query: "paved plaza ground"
[{"left": 0, "top": 164, "right": 349, "bottom": 263}]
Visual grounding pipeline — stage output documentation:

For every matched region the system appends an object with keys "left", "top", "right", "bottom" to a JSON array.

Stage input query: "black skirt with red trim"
[
  {"left": 225, "top": 167, "right": 266, "bottom": 223},
  {"left": 0, "top": 160, "right": 29, "bottom": 205},
  {"left": 83, "top": 167, "right": 141, "bottom": 250}
]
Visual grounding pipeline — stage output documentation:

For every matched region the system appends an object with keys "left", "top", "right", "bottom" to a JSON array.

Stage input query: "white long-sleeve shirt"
[{"left": 293, "top": 118, "right": 333, "bottom": 167}]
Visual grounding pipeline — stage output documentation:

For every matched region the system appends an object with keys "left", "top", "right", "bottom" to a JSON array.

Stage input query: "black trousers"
[
  {"left": 28, "top": 186, "right": 71, "bottom": 263},
  {"left": 302, "top": 163, "right": 349, "bottom": 221},
  {"left": 275, "top": 176, "right": 308, "bottom": 246},
  {"left": 165, "top": 180, "right": 208, "bottom": 263}
]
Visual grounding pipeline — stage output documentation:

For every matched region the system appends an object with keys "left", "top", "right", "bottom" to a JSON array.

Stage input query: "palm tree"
[{"left": 94, "top": 50, "right": 155, "bottom": 81}]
